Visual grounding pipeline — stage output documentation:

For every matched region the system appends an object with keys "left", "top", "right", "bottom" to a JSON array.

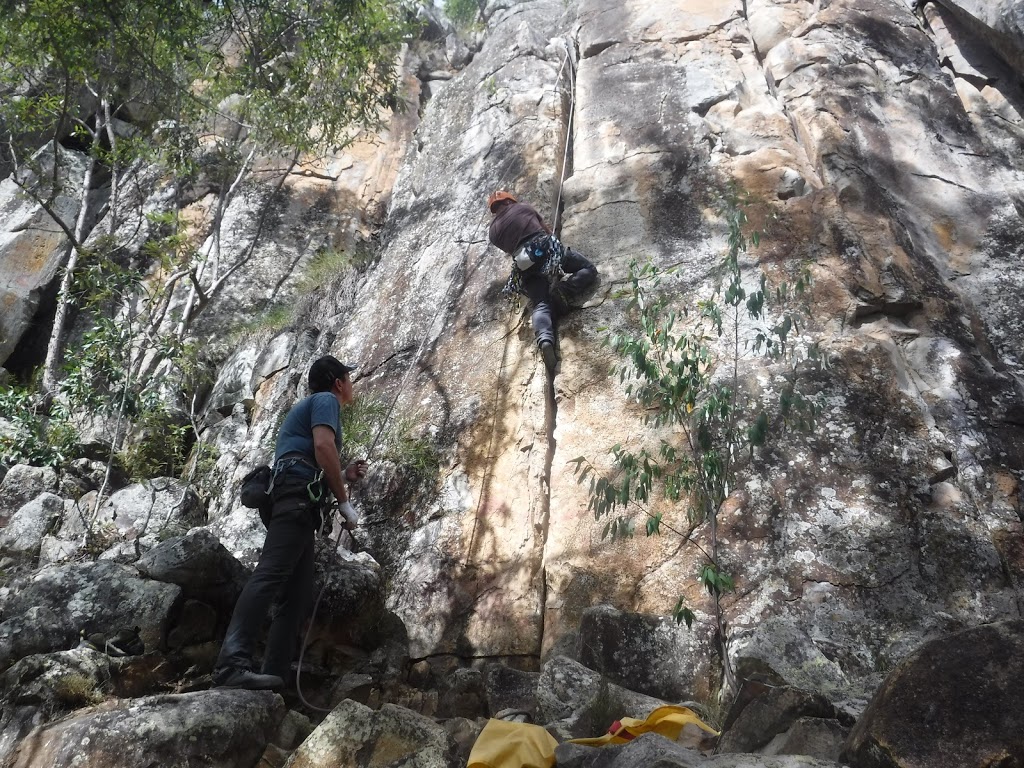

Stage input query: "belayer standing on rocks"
[
  {"left": 488, "top": 190, "right": 598, "bottom": 372},
  {"left": 214, "top": 355, "right": 368, "bottom": 690}
]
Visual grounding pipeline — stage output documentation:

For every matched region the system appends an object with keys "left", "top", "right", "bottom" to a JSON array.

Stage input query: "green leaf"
[
  {"left": 747, "top": 411, "right": 769, "bottom": 447},
  {"left": 672, "top": 599, "right": 695, "bottom": 629}
]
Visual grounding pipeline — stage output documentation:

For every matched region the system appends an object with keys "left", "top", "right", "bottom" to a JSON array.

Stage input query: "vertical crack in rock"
[
  {"left": 538, "top": 35, "right": 579, "bottom": 651},
  {"left": 538, "top": 373, "right": 557, "bottom": 649}
]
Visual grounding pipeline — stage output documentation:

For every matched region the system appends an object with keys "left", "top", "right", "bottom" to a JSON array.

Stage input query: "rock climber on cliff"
[{"left": 488, "top": 190, "right": 598, "bottom": 373}]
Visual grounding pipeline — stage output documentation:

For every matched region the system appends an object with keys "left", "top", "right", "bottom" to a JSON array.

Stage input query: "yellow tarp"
[
  {"left": 567, "top": 704, "right": 719, "bottom": 747},
  {"left": 466, "top": 705, "right": 719, "bottom": 767},
  {"left": 467, "top": 719, "right": 559, "bottom": 768}
]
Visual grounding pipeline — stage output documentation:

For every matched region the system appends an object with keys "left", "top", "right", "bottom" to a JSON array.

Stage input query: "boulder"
[
  {"left": 302, "top": 543, "right": 387, "bottom": 655},
  {"left": 437, "top": 666, "right": 486, "bottom": 718},
  {"left": 0, "top": 466, "right": 57, "bottom": 523},
  {"left": 576, "top": 604, "right": 703, "bottom": 703},
  {"left": 443, "top": 717, "right": 482, "bottom": 768},
  {"left": 5, "top": 689, "right": 284, "bottom": 768},
  {"left": 136, "top": 528, "right": 249, "bottom": 610},
  {"left": 764, "top": 717, "right": 848, "bottom": 762},
  {"left": 557, "top": 732, "right": 847, "bottom": 768},
  {"left": 703, "top": 754, "right": 846, "bottom": 768},
  {"left": 537, "top": 656, "right": 668, "bottom": 741},
  {"left": 57, "top": 459, "right": 125, "bottom": 499},
  {"left": 0, "top": 561, "right": 181, "bottom": 672},
  {"left": 731, "top": 619, "right": 862, "bottom": 717},
  {"left": 285, "top": 699, "right": 449, "bottom": 768},
  {"left": 0, "top": 493, "right": 63, "bottom": 563},
  {"left": 717, "top": 681, "right": 844, "bottom": 756},
  {"left": 484, "top": 662, "right": 541, "bottom": 719},
  {"left": 93, "top": 478, "right": 205, "bottom": 542},
  {"left": 843, "top": 619, "right": 1024, "bottom": 768},
  {"left": 36, "top": 534, "right": 81, "bottom": 566},
  {"left": 0, "top": 649, "right": 111, "bottom": 765}
]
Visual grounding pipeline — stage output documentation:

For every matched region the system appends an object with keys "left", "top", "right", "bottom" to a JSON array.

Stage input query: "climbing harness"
[{"left": 502, "top": 234, "right": 567, "bottom": 301}]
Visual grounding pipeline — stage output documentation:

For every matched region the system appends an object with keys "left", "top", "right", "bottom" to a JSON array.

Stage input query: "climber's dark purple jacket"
[{"left": 488, "top": 201, "right": 550, "bottom": 254}]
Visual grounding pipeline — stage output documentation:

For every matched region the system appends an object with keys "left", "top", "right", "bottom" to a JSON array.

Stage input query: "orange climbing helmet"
[{"left": 488, "top": 190, "right": 517, "bottom": 212}]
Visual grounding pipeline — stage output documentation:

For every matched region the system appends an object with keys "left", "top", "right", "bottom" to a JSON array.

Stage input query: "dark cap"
[{"left": 308, "top": 355, "right": 357, "bottom": 393}]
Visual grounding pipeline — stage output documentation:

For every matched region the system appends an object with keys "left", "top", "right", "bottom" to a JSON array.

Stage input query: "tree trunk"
[{"left": 40, "top": 124, "right": 101, "bottom": 397}]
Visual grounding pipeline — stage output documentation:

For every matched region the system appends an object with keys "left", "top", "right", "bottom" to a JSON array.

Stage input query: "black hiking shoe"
[
  {"left": 214, "top": 667, "right": 284, "bottom": 691},
  {"left": 539, "top": 341, "right": 557, "bottom": 373}
]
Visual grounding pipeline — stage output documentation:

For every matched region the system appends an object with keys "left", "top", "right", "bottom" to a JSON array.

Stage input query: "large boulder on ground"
[
  {"left": 0, "top": 649, "right": 110, "bottom": 764},
  {"left": 92, "top": 478, "right": 205, "bottom": 542},
  {"left": 557, "top": 732, "right": 847, "bottom": 768},
  {"left": 301, "top": 545, "right": 388, "bottom": 660},
  {"left": 842, "top": 619, "right": 1024, "bottom": 768},
  {"left": 717, "top": 681, "right": 848, "bottom": 759},
  {"left": 285, "top": 699, "right": 449, "bottom": 768},
  {"left": 731, "top": 618, "right": 863, "bottom": 718},
  {"left": 0, "top": 466, "right": 57, "bottom": 523},
  {"left": 576, "top": 604, "right": 702, "bottom": 703},
  {"left": 0, "top": 561, "right": 181, "bottom": 672},
  {"left": 136, "top": 528, "right": 249, "bottom": 610},
  {"left": 4, "top": 689, "right": 284, "bottom": 768},
  {"left": 537, "top": 655, "right": 669, "bottom": 741},
  {"left": 0, "top": 493, "right": 63, "bottom": 563},
  {"left": 0, "top": 647, "right": 175, "bottom": 764},
  {"left": 484, "top": 662, "right": 541, "bottom": 719}
]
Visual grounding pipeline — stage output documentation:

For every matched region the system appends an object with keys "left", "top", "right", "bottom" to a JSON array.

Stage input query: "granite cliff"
[{"left": 1, "top": 0, "right": 1023, "bottom": 765}]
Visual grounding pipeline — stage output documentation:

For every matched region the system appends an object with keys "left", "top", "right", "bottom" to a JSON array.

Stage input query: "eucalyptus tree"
[
  {"left": 0, "top": 0, "right": 408, "bottom": 473},
  {"left": 0, "top": 0, "right": 214, "bottom": 395},
  {"left": 571, "top": 190, "right": 822, "bottom": 697}
]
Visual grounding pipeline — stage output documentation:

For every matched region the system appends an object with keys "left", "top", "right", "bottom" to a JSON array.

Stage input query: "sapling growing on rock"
[{"left": 570, "top": 186, "right": 824, "bottom": 696}]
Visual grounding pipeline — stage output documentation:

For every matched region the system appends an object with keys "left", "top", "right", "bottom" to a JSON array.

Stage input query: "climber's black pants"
[
  {"left": 216, "top": 484, "right": 317, "bottom": 680},
  {"left": 521, "top": 247, "right": 597, "bottom": 347}
]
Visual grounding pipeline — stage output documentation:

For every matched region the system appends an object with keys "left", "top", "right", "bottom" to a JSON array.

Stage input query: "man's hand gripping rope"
[{"left": 337, "top": 459, "right": 368, "bottom": 531}]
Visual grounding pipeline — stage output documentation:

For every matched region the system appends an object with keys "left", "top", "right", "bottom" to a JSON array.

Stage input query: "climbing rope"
[
  {"left": 292, "top": 137, "right": 534, "bottom": 714},
  {"left": 292, "top": 34, "right": 580, "bottom": 713},
  {"left": 551, "top": 37, "right": 577, "bottom": 233},
  {"left": 464, "top": 35, "right": 578, "bottom": 568}
]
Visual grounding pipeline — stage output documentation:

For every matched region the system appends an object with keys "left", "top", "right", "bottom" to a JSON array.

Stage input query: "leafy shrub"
[
  {"left": 117, "top": 405, "right": 192, "bottom": 480},
  {"left": 343, "top": 396, "right": 440, "bottom": 488},
  {"left": 571, "top": 187, "right": 823, "bottom": 693},
  {"left": 0, "top": 384, "right": 78, "bottom": 468},
  {"left": 445, "top": 0, "right": 480, "bottom": 27}
]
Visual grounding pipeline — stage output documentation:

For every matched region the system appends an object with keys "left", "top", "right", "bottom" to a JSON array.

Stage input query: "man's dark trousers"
[
  {"left": 521, "top": 247, "right": 597, "bottom": 347},
  {"left": 216, "top": 484, "right": 317, "bottom": 680}
]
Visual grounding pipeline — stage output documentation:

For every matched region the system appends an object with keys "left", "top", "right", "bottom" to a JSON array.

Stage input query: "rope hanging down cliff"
[{"left": 293, "top": 35, "right": 582, "bottom": 712}]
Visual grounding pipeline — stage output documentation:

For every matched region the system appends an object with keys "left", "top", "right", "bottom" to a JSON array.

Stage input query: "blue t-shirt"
[{"left": 274, "top": 392, "right": 342, "bottom": 479}]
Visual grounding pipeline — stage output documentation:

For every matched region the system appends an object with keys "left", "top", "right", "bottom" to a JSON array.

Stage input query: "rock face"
[
  {"left": 0, "top": 0, "right": 1023, "bottom": 761},
  {"left": 329, "top": 0, "right": 1024, "bottom": 716},
  {"left": 0, "top": 145, "right": 91, "bottom": 368},
  {"left": 842, "top": 619, "right": 1024, "bottom": 767}
]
